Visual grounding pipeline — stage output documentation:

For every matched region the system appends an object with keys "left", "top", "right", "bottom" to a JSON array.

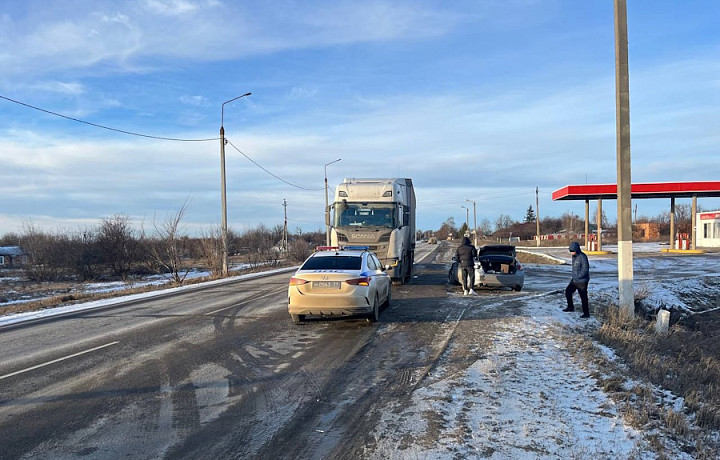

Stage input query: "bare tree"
[
  {"left": 592, "top": 206, "right": 611, "bottom": 228},
  {"left": 479, "top": 218, "right": 493, "bottom": 237},
  {"left": 67, "top": 228, "right": 104, "bottom": 281},
  {"left": 19, "top": 222, "right": 68, "bottom": 281},
  {"left": 288, "top": 238, "right": 313, "bottom": 263},
  {"left": 435, "top": 217, "right": 457, "bottom": 240},
  {"left": 240, "top": 224, "right": 281, "bottom": 268},
  {"left": 147, "top": 200, "right": 191, "bottom": 284},
  {"left": 98, "top": 214, "right": 139, "bottom": 280},
  {"left": 494, "top": 214, "right": 514, "bottom": 231},
  {"left": 198, "top": 225, "right": 224, "bottom": 276},
  {"left": 675, "top": 203, "right": 693, "bottom": 234}
]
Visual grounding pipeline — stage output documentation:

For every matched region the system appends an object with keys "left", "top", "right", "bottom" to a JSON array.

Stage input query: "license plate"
[{"left": 312, "top": 281, "right": 341, "bottom": 289}]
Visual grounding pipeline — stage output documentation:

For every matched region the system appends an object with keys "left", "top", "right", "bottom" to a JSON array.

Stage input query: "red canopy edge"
[{"left": 552, "top": 181, "right": 720, "bottom": 201}]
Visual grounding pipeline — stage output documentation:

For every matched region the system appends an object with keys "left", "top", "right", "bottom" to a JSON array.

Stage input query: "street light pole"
[
  {"left": 324, "top": 158, "right": 341, "bottom": 246},
  {"left": 466, "top": 199, "right": 477, "bottom": 246},
  {"left": 220, "top": 92, "right": 251, "bottom": 277},
  {"left": 461, "top": 205, "right": 469, "bottom": 234}
]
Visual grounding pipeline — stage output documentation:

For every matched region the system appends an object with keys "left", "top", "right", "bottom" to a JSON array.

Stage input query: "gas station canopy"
[{"left": 552, "top": 181, "right": 720, "bottom": 201}]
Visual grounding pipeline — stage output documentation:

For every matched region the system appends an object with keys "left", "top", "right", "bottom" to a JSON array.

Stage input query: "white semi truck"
[{"left": 330, "top": 178, "right": 416, "bottom": 285}]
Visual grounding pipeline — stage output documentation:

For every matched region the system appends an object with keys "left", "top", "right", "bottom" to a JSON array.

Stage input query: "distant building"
[
  {"left": 634, "top": 222, "right": 661, "bottom": 241},
  {"left": 540, "top": 232, "right": 583, "bottom": 241},
  {"left": 697, "top": 211, "right": 720, "bottom": 248},
  {"left": 0, "top": 246, "right": 28, "bottom": 268}
]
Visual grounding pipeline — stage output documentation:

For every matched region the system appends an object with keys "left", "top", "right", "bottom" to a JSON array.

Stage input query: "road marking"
[
  {"left": 0, "top": 341, "right": 120, "bottom": 381},
  {"left": 204, "top": 291, "right": 280, "bottom": 316}
]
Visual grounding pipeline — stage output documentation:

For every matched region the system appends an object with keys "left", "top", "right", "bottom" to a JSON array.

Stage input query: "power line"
[
  {"left": 225, "top": 138, "right": 324, "bottom": 191},
  {"left": 0, "top": 94, "right": 218, "bottom": 142},
  {"left": 1, "top": 93, "right": 328, "bottom": 193}
]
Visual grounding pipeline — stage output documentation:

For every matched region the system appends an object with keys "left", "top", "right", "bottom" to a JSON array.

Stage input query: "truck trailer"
[{"left": 330, "top": 178, "right": 416, "bottom": 285}]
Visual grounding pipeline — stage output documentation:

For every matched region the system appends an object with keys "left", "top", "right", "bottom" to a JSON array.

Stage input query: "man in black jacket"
[
  {"left": 563, "top": 241, "right": 591, "bottom": 318},
  {"left": 455, "top": 236, "right": 477, "bottom": 295}
]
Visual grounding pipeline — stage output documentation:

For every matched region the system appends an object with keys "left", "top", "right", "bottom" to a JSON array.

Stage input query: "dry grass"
[
  {"left": 583, "top": 306, "right": 720, "bottom": 456},
  {"left": 559, "top": 308, "right": 720, "bottom": 457}
]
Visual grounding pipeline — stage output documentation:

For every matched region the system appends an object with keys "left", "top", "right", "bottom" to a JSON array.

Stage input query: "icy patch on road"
[{"left": 369, "top": 316, "right": 656, "bottom": 459}]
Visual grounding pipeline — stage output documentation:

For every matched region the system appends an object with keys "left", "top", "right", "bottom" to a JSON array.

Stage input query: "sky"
[{"left": 1, "top": 0, "right": 719, "bottom": 237}]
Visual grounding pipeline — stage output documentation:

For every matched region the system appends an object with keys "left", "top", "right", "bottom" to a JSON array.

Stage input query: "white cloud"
[
  {"left": 142, "top": 0, "right": 202, "bottom": 16},
  {"left": 179, "top": 95, "right": 209, "bottom": 107},
  {"left": 30, "top": 81, "right": 85, "bottom": 95},
  {"left": 0, "top": 0, "right": 460, "bottom": 81}
]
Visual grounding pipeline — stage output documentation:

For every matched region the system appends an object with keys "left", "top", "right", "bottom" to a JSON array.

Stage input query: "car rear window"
[
  {"left": 301, "top": 255, "right": 362, "bottom": 270},
  {"left": 479, "top": 247, "right": 513, "bottom": 256}
]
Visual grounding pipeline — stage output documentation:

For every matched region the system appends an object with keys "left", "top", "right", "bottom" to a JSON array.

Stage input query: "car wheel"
[
  {"left": 513, "top": 285, "right": 522, "bottom": 292},
  {"left": 367, "top": 295, "right": 380, "bottom": 323},
  {"left": 291, "top": 314, "right": 305, "bottom": 324},
  {"left": 448, "top": 264, "right": 461, "bottom": 286}
]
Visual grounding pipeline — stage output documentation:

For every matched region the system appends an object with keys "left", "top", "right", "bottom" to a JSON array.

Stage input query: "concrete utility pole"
[
  {"left": 220, "top": 92, "right": 252, "bottom": 277},
  {"left": 466, "top": 199, "right": 477, "bottom": 246},
  {"left": 461, "top": 205, "right": 469, "bottom": 233},
  {"left": 536, "top": 187, "right": 540, "bottom": 247},
  {"left": 324, "top": 159, "right": 341, "bottom": 246},
  {"left": 614, "top": 0, "right": 634, "bottom": 317},
  {"left": 692, "top": 195, "right": 697, "bottom": 250},
  {"left": 597, "top": 199, "right": 603, "bottom": 251},
  {"left": 584, "top": 199, "right": 590, "bottom": 250},
  {"left": 282, "top": 199, "right": 288, "bottom": 253},
  {"left": 669, "top": 197, "right": 676, "bottom": 248}
]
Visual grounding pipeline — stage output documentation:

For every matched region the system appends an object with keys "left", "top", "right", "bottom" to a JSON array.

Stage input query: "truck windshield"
[{"left": 334, "top": 202, "right": 397, "bottom": 228}]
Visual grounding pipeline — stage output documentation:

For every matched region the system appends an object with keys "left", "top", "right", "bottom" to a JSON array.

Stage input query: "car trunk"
[{"left": 478, "top": 254, "right": 517, "bottom": 274}]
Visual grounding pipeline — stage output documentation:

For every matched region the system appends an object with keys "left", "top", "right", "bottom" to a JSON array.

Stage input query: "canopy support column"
[{"left": 670, "top": 197, "right": 676, "bottom": 249}]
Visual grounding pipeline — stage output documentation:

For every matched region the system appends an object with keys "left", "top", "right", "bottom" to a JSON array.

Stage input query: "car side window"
[
  {"left": 366, "top": 254, "right": 378, "bottom": 271},
  {"left": 369, "top": 254, "right": 382, "bottom": 271}
]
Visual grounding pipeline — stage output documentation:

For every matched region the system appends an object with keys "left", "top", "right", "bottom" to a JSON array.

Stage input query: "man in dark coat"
[
  {"left": 563, "top": 241, "right": 591, "bottom": 317},
  {"left": 455, "top": 236, "right": 477, "bottom": 295}
]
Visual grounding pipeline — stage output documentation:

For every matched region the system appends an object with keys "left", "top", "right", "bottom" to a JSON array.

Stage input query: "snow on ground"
[
  {"left": 369, "top": 243, "right": 720, "bottom": 458},
  {"left": 371, "top": 309, "right": 660, "bottom": 458}
]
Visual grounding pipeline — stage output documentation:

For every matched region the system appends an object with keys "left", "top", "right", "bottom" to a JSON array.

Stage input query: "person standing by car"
[
  {"left": 563, "top": 241, "right": 590, "bottom": 318},
  {"left": 455, "top": 236, "right": 477, "bottom": 295}
]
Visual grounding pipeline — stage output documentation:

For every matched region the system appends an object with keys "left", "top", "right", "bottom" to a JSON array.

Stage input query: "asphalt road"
[
  {"left": 0, "top": 243, "right": 459, "bottom": 459},
  {"left": 3, "top": 243, "right": 716, "bottom": 459}
]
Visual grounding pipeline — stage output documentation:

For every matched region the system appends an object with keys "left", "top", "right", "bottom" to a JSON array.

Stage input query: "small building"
[
  {"left": 634, "top": 222, "right": 661, "bottom": 241},
  {"left": 0, "top": 246, "right": 28, "bottom": 268},
  {"left": 697, "top": 211, "right": 720, "bottom": 248}
]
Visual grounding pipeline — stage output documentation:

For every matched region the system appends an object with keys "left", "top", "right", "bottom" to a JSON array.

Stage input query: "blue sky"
[{"left": 1, "top": 0, "right": 719, "bottom": 236}]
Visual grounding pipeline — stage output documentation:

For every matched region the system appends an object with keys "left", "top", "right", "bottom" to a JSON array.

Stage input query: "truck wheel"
[{"left": 291, "top": 314, "right": 305, "bottom": 324}]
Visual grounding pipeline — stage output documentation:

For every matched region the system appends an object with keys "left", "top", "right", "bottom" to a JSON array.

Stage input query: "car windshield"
[
  {"left": 301, "top": 255, "right": 362, "bottom": 270},
  {"left": 334, "top": 202, "right": 396, "bottom": 228}
]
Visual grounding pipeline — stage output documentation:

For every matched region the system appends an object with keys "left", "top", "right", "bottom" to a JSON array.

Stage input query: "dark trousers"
[
  {"left": 461, "top": 266, "right": 475, "bottom": 291},
  {"left": 565, "top": 280, "right": 589, "bottom": 315}
]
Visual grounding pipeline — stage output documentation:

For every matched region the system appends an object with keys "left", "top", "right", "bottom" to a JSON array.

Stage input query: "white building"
[{"left": 697, "top": 211, "right": 720, "bottom": 248}]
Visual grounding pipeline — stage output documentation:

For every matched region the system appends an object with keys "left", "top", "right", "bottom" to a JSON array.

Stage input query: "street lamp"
[
  {"left": 461, "top": 205, "right": 469, "bottom": 235},
  {"left": 220, "top": 92, "right": 251, "bottom": 276},
  {"left": 324, "top": 158, "right": 341, "bottom": 246},
  {"left": 466, "top": 199, "right": 477, "bottom": 246}
]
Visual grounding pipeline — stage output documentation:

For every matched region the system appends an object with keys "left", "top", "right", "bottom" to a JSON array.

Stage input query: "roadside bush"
[{"left": 288, "top": 238, "right": 313, "bottom": 263}]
